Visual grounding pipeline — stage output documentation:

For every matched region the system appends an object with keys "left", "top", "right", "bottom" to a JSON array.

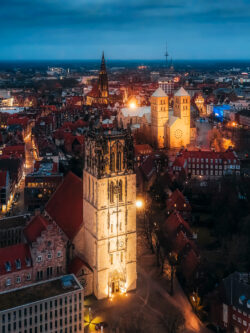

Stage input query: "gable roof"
[
  {"left": 0, "top": 243, "right": 32, "bottom": 276},
  {"left": 175, "top": 87, "right": 189, "bottom": 97},
  {"left": 166, "top": 189, "right": 191, "bottom": 212},
  {"left": 45, "top": 172, "right": 83, "bottom": 241},
  {"left": 24, "top": 215, "right": 49, "bottom": 243},
  {"left": 152, "top": 87, "right": 167, "bottom": 97}
]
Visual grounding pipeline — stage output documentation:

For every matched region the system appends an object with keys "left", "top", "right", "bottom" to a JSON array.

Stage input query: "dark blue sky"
[{"left": 1, "top": 0, "right": 250, "bottom": 60}]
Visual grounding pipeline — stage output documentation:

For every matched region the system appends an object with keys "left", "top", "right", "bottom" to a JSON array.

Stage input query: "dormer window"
[
  {"left": 15, "top": 259, "right": 21, "bottom": 270},
  {"left": 5, "top": 261, "right": 11, "bottom": 272},
  {"left": 25, "top": 257, "right": 31, "bottom": 267}
]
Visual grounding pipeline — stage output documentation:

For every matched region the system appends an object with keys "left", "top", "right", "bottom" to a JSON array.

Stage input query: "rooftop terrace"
[{"left": 0, "top": 275, "right": 81, "bottom": 312}]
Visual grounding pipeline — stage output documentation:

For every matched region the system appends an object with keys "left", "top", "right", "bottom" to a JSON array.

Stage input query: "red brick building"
[
  {"left": 172, "top": 149, "right": 240, "bottom": 179},
  {"left": 211, "top": 272, "right": 250, "bottom": 333}
]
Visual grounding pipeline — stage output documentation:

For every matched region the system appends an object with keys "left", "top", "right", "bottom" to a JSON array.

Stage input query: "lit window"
[{"left": 37, "top": 256, "right": 42, "bottom": 262}]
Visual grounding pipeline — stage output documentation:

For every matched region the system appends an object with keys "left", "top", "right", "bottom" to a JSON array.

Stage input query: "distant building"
[
  {"left": 172, "top": 149, "right": 241, "bottom": 179},
  {"left": 86, "top": 52, "right": 110, "bottom": 105},
  {"left": 0, "top": 274, "right": 84, "bottom": 333},
  {"left": 151, "top": 87, "right": 191, "bottom": 149},
  {"left": 158, "top": 80, "right": 174, "bottom": 95},
  {"left": 24, "top": 159, "right": 63, "bottom": 211},
  {"left": 211, "top": 272, "right": 250, "bottom": 333},
  {"left": 0, "top": 171, "right": 11, "bottom": 212},
  {"left": 0, "top": 214, "right": 30, "bottom": 248}
]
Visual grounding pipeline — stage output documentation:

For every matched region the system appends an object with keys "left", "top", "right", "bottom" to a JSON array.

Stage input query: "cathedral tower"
[
  {"left": 151, "top": 87, "right": 169, "bottom": 148},
  {"left": 98, "top": 52, "right": 109, "bottom": 99},
  {"left": 83, "top": 128, "right": 137, "bottom": 299}
]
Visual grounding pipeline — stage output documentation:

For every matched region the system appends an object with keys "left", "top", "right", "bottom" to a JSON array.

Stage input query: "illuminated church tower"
[
  {"left": 98, "top": 52, "right": 109, "bottom": 100},
  {"left": 83, "top": 128, "right": 137, "bottom": 299},
  {"left": 151, "top": 87, "right": 169, "bottom": 148}
]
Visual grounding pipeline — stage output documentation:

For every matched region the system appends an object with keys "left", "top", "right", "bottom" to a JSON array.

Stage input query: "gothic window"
[
  {"left": 118, "top": 180, "right": 123, "bottom": 201},
  {"left": 110, "top": 181, "right": 114, "bottom": 203},
  {"left": 117, "top": 151, "right": 122, "bottom": 171},
  {"left": 110, "top": 152, "right": 115, "bottom": 172}
]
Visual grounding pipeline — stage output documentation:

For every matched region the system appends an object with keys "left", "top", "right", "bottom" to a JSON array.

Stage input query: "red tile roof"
[
  {"left": 45, "top": 172, "right": 83, "bottom": 240},
  {"left": 0, "top": 243, "right": 32, "bottom": 276},
  {"left": 24, "top": 215, "right": 50, "bottom": 243},
  {"left": 181, "top": 249, "right": 199, "bottom": 279},
  {"left": 166, "top": 189, "right": 191, "bottom": 212},
  {"left": 164, "top": 211, "right": 193, "bottom": 239},
  {"left": 68, "top": 256, "right": 92, "bottom": 275}
]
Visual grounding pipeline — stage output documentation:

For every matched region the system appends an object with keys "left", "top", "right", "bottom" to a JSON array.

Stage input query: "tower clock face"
[{"left": 174, "top": 129, "right": 183, "bottom": 139}]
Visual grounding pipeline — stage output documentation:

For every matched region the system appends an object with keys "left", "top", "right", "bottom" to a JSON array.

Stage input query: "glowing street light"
[
  {"left": 136, "top": 200, "right": 143, "bottom": 208},
  {"left": 129, "top": 102, "right": 136, "bottom": 109}
]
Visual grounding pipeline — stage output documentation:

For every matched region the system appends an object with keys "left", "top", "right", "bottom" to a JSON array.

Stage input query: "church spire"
[
  {"left": 100, "top": 51, "right": 106, "bottom": 72},
  {"left": 98, "top": 51, "right": 109, "bottom": 100}
]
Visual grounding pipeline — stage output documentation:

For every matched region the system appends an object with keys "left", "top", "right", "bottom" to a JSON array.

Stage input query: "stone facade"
[
  {"left": 81, "top": 129, "right": 137, "bottom": 299},
  {"left": 29, "top": 222, "right": 67, "bottom": 281},
  {"left": 151, "top": 87, "right": 191, "bottom": 149}
]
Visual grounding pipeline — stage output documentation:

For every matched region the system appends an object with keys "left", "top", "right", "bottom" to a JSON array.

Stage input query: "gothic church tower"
[
  {"left": 83, "top": 129, "right": 137, "bottom": 299},
  {"left": 151, "top": 87, "right": 169, "bottom": 148}
]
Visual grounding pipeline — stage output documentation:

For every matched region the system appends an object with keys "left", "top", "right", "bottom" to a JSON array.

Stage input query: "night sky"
[{"left": 1, "top": 0, "right": 250, "bottom": 60}]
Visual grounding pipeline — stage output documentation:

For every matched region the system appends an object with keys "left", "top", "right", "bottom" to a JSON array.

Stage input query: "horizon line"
[{"left": 0, "top": 58, "right": 250, "bottom": 62}]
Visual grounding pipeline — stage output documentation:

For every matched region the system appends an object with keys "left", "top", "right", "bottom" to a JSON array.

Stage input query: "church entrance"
[{"left": 111, "top": 280, "right": 120, "bottom": 294}]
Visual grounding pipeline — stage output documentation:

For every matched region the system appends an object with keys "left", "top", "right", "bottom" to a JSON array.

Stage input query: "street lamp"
[{"left": 136, "top": 199, "right": 143, "bottom": 208}]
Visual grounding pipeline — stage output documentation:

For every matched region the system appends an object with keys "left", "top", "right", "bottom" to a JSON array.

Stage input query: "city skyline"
[{"left": 1, "top": 0, "right": 250, "bottom": 60}]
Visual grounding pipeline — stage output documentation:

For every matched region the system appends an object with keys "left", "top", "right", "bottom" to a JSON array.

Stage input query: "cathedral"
[
  {"left": 86, "top": 52, "right": 109, "bottom": 105},
  {"left": 82, "top": 128, "right": 137, "bottom": 299},
  {"left": 151, "top": 86, "right": 191, "bottom": 149}
]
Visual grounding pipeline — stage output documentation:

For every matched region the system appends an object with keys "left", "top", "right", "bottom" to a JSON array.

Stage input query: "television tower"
[{"left": 165, "top": 42, "right": 169, "bottom": 68}]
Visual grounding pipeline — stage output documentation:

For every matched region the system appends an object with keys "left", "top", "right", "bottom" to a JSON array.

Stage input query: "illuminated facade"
[
  {"left": 151, "top": 87, "right": 191, "bottom": 149},
  {"left": 82, "top": 129, "right": 137, "bottom": 299}
]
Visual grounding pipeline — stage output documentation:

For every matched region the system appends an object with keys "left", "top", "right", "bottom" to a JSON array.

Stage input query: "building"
[
  {"left": 211, "top": 272, "right": 250, "bottom": 333},
  {"left": 0, "top": 171, "right": 11, "bottom": 212},
  {"left": 0, "top": 214, "right": 67, "bottom": 293},
  {"left": 0, "top": 274, "right": 84, "bottom": 333},
  {"left": 86, "top": 52, "right": 109, "bottom": 105},
  {"left": 158, "top": 80, "right": 175, "bottom": 95},
  {"left": 166, "top": 188, "right": 191, "bottom": 220},
  {"left": 151, "top": 87, "right": 191, "bottom": 149},
  {"left": 0, "top": 214, "right": 30, "bottom": 248},
  {"left": 172, "top": 149, "right": 241, "bottom": 179},
  {"left": 82, "top": 128, "right": 137, "bottom": 299},
  {"left": 24, "top": 159, "right": 63, "bottom": 211}
]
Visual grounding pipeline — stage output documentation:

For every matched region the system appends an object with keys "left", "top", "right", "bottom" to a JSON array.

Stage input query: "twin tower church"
[{"left": 151, "top": 86, "right": 191, "bottom": 149}]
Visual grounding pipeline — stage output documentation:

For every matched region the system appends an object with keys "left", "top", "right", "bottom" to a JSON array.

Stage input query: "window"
[
  {"left": 57, "top": 251, "right": 62, "bottom": 258},
  {"left": 110, "top": 152, "right": 115, "bottom": 172},
  {"left": 6, "top": 278, "right": 11, "bottom": 286},
  {"left": 48, "top": 252, "right": 52, "bottom": 260},
  {"left": 37, "top": 256, "right": 42, "bottom": 262},
  {"left": 117, "top": 151, "right": 122, "bottom": 171},
  {"left": 110, "top": 254, "right": 113, "bottom": 265},
  {"left": 118, "top": 180, "right": 122, "bottom": 201},
  {"left": 110, "top": 182, "right": 114, "bottom": 203},
  {"left": 26, "top": 273, "right": 31, "bottom": 280},
  {"left": 16, "top": 276, "right": 21, "bottom": 283},
  {"left": 121, "top": 252, "right": 123, "bottom": 263}
]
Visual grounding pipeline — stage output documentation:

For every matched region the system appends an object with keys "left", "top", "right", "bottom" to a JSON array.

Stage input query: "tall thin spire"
[
  {"left": 165, "top": 42, "right": 169, "bottom": 68},
  {"left": 101, "top": 51, "right": 106, "bottom": 72}
]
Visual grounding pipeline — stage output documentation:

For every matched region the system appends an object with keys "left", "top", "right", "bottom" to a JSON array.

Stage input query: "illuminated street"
[{"left": 84, "top": 216, "right": 211, "bottom": 333}]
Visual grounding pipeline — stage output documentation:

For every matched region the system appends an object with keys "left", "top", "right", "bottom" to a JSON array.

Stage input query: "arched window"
[
  {"left": 118, "top": 180, "right": 122, "bottom": 201},
  {"left": 117, "top": 151, "right": 122, "bottom": 171},
  {"left": 110, "top": 152, "right": 115, "bottom": 172},
  {"left": 110, "top": 182, "right": 114, "bottom": 203}
]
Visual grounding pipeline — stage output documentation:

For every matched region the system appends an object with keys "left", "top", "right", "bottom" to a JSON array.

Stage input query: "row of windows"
[
  {"left": 190, "top": 170, "right": 224, "bottom": 176},
  {"left": 188, "top": 164, "right": 225, "bottom": 169},
  {"left": 233, "top": 306, "right": 250, "bottom": 318},
  {"left": 188, "top": 157, "right": 237, "bottom": 164},
  {"left": 1, "top": 297, "right": 82, "bottom": 322},
  {"left": 2, "top": 323, "right": 82, "bottom": 333},
  {"left": 110, "top": 252, "right": 124, "bottom": 265},
  {"left": 37, "top": 251, "right": 62, "bottom": 262},
  {"left": 232, "top": 314, "right": 248, "bottom": 326}
]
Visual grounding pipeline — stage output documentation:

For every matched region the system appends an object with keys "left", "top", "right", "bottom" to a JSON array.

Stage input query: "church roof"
[
  {"left": 45, "top": 172, "right": 83, "bottom": 241},
  {"left": 152, "top": 87, "right": 167, "bottom": 97},
  {"left": 175, "top": 87, "right": 189, "bottom": 97}
]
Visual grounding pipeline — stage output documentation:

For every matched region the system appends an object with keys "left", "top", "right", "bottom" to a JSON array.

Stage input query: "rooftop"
[
  {"left": 175, "top": 87, "right": 190, "bottom": 97},
  {"left": 0, "top": 275, "right": 81, "bottom": 312},
  {"left": 152, "top": 87, "right": 167, "bottom": 97}
]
